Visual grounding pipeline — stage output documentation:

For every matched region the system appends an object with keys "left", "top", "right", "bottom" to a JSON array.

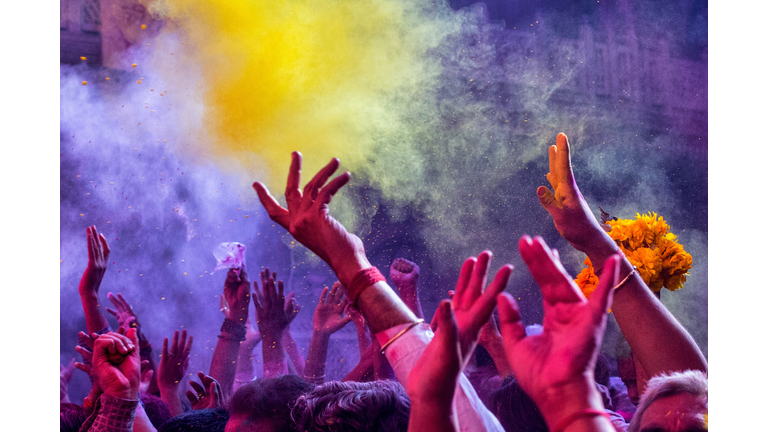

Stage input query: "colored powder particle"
[
  {"left": 141, "top": 24, "right": 147, "bottom": 29},
  {"left": 137, "top": 80, "right": 142, "bottom": 84},
  {"left": 80, "top": 56, "right": 87, "bottom": 61},
  {"left": 81, "top": 81, "right": 87, "bottom": 85},
  {"left": 132, "top": 63, "right": 137, "bottom": 67},
  {"left": 105, "top": 77, "right": 110, "bottom": 80}
]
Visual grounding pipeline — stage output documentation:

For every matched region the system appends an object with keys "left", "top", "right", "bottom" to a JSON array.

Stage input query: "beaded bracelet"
[{"left": 220, "top": 318, "right": 247, "bottom": 342}]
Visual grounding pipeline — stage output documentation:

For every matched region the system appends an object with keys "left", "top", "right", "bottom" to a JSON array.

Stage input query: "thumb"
[
  {"left": 536, "top": 186, "right": 559, "bottom": 212},
  {"left": 434, "top": 300, "right": 458, "bottom": 343}
]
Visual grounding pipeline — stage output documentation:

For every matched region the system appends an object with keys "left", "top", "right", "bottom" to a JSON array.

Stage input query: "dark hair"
[
  {"left": 141, "top": 392, "right": 172, "bottom": 428},
  {"left": 60, "top": 403, "right": 88, "bottom": 432},
  {"left": 291, "top": 380, "right": 411, "bottom": 432},
  {"left": 158, "top": 408, "right": 230, "bottom": 432},
  {"left": 229, "top": 375, "right": 315, "bottom": 432},
  {"left": 490, "top": 376, "right": 548, "bottom": 432}
]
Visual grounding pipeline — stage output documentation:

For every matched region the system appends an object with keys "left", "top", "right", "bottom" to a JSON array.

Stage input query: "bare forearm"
[
  {"left": 79, "top": 291, "right": 111, "bottom": 335},
  {"left": 480, "top": 337, "right": 513, "bottom": 378},
  {"left": 304, "top": 331, "right": 330, "bottom": 384},
  {"left": 343, "top": 351, "right": 374, "bottom": 382},
  {"left": 133, "top": 401, "right": 158, "bottom": 432},
  {"left": 158, "top": 384, "right": 184, "bottom": 418},
  {"left": 356, "top": 282, "right": 418, "bottom": 333},
  {"left": 236, "top": 342, "right": 259, "bottom": 380},
  {"left": 262, "top": 333, "right": 288, "bottom": 378},
  {"left": 209, "top": 335, "right": 241, "bottom": 398},
  {"left": 591, "top": 253, "right": 707, "bottom": 377},
  {"left": 139, "top": 340, "right": 160, "bottom": 396},
  {"left": 408, "top": 400, "right": 458, "bottom": 432},
  {"left": 282, "top": 330, "right": 305, "bottom": 376},
  {"left": 355, "top": 324, "right": 372, "bottom": 356}
]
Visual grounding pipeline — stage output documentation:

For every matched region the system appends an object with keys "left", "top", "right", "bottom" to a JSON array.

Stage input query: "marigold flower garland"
[{"left": 574, "top": 212, "right": 692, "bottom": 299}]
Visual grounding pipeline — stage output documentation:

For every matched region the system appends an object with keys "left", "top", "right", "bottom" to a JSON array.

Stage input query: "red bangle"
[
  {"left": 347, "top": 267, "right": 385, "bottom": 304},
  {"left": 552, "top": 408, "right": 614, "bottom": 432}
]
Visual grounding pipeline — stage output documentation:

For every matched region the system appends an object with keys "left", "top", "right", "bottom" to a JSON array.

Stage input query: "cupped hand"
[
  {"left": 496, "top": 236, "right": 619, "bottom": 407},
  {"left": 105, "top": 292, "right": 142, "bottom": 333},
  {"left": 253, "top": 152, "right": 370, "bottom": 287},
  {"left": 186, "top": 372, "right": 223, "bottom": 410},
  {"left": 79, "top": 225, "right": 111, "bottom": 294},
  {"left": 223, "top": 267, "right": 251, "bottom": 322},
  {"left": 312, "top": 282, "right": 352, "bottom": 335}
]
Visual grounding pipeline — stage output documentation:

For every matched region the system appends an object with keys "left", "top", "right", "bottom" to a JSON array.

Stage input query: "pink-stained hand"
[
  {"left": 313, "top": 282, "right": 352, "bottom": 335},
  {"left": 253, "top": 152, "right": 370, "bottom": 287},
  {"left": 105, "top": 292, "right": 141, "bottom": 332},
  {"left": 390, "top": 258, "right": 420, "bottom": 292},
  {"left": 496, "top": 236, "right": 620, "bottom": 411},
  {"left": 186, "top": 372, "right": 224, "bottom": 410},
  {"left": 285, "top": 291, "right": 300, "bottom": 326},
  {"left": 139, "top": 360, "right": 153, "bottom": 394},
  {"left": 253, "top": 269, "right": 290, "bottom": 338},
  {"left": 79, "top": 225, "right": 111, "bottom": 294},
  {"left": 451, "top": 251, "right": 513, "bottom": 364},
  {"left": 91, "top": 329, "right": 141, "bottom": 400},
  {"left": 157, "top": 329, "right": 193, "bottom": 390},
  {"left": 223, "top": 267, "right": 251, "bottom": 322}
]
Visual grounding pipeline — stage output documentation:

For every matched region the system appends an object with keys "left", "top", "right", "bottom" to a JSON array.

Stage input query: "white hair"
[{"left": 627, "top": 369, "right": 708, "bottom": 432}]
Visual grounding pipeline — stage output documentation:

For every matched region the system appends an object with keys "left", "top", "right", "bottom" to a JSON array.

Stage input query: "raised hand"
[
  {"left": 407, "top": 301, "right": 461, "bottom": 432},
  {"left": 186, "top": 372, "right": 224, "bottom": 410},
  {"left": 138, "top": 360, "right": 154, "bottom": 394},
  {"left": 79, "top": 225, "right": 111, "bottom": 295},
  {"left": 313, "top": 282, "right": 352, "bottom": 335},
  {"left": 536, "top": 133, "right": 615, "bottom": 260},
  {"left": 253, "top": 269, "right": 290, "bottom": 338},
  {"left": 285, "top": 291, "right": 301, "bottom": 326},
  {"left": 497, "top": 236, "right": 620, "bottom": 429},
  {"left": 91, "top": 329, "right": 142, "bottom": 400},
  {"left": 253, "top": 152, "right": 370, "bottom": 288},
  {"left": 390, "top": 258, "right": 424, "bottom": 319},
  {"left": 223, "top": 267, "right": 251, "bottom": 323},
  {"left": 451, "top": 251, "right": 513, "bottom": 364},
  {"left": 157, "top": 329, "right": 193, "bottom": 389},
  {"left": 105, "top": 292, "right": 141, "bottom": 332}
]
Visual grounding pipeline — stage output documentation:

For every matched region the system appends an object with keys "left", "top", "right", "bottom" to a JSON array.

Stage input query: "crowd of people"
[{"left": 61, "top": 133, "right": 708, "bottom": 432}]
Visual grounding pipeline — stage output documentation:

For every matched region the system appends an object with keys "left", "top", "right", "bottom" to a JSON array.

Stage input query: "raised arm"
[
  {"left": 209, "top": 267, "right": 251, "bottom": 398},
  {"left": 536, "top": 133, "right": 707, "bottom": 378},
  {"left": 390, "top": 258, "right": 425, "bottom": 319},
  {"left": 157, "top": 329, "right": 193, "bottom": 417},
  {"left": 253, "top": 269, "right": 291, "bottom": 378},
  {"left": 303, "top": 282, "right": 352, "bottom": 384},
  {"left": 497, "top": 236, "right": 620, "bottom": 432},
  {"left": 105, "top": 292, "right": 159, "bottom": 395},
  {"left": 282, "top": 291, "right": 306, "bottom": 377},
  {"left": 78, "top": 225, "right": 112, "bottom": 335}
]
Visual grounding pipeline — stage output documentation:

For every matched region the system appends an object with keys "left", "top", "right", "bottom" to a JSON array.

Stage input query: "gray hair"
[{"left": 627, "top": 369, "right": 708, "bottom": 432}]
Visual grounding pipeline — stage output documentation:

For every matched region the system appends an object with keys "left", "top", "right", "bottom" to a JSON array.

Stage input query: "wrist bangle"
[
  {"left": 552, "top": 408, "right": 613, "bottom": 432},
  {"left": 220, "top": 318, "right": 247, "bottom": 342},
  {"left": 347, "top": 267, "right": 386, "bottom": 305},
  {"left": 380, "top": 319, "right": 424, "bottom": 354},
  {"left": 613, "top": 266, "right": 637, "bottom": 292}
]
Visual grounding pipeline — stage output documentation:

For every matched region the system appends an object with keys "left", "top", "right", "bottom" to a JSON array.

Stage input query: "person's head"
[
  {"left": 618, "top": 354, "right": 641, "bottom": 405},
  {"left": 141, "top": 392, "right": 172, "bottom": 429},
  {"left": 490, "top": 376, "right": 548, "bottom": 432},
  {"left": 158, "top": 408, "right": 230, "bottom": 432},
  {"left": 628, "top": 370, "right": 707, "bottom": 432},
  {"left": 291, "top": 380, "right": 411, "bottom": 432},
  {"left": 226, "top": 375, "right": 314, "bottom": 432},
  {"left": 60, "top": 403, "right": 88, "bottom": 432}
]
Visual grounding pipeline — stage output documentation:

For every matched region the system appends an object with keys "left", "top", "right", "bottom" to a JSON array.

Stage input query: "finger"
[
  {"left": 447, "top": 290, "right": 455, "bottom": 300},
  {"left": 497, "top": 293, "right": 527, "bottom": 349},
  {"left": 434, "top": 300, "right": 459, "bottom": 346},
  {"left": 105, "top": 307, "right": 119, "bottom": 318},
  {"left": 86, "top": 226, "right": 95, "bottom": 263},
  {"left": 117, "top": 293, "right": 131, "bottom": 311},
  {"left": 199, "top": 373, "right": 214, "bottom": 389},
  {"left": 519, "top": 235, "right": 582, "bottom": 304},
  {"left": 555, "top": 133, "right": 576, "bottom": 186},
  {"left": 591, "top": 255, "right": 620, "bottom": 315},
  {"left": 319, "top": 286, "right": 329, "bottom": 306},
  {"left": 209, "top": 381, "right": 221, "bottom": 406},
  {"left": 253, "top": 182, "right": 290, "bottom": 228},
  {"left": 186, "top": 390, "right": 200, "bottom": 406},
  {"left": 99, "top": 233, "right": 110, "bottom": 259},
  {"left": 189, "top": 380, "right": 206, "bottom": 396},
  {"left": 329, "top": 282, "right": 341, "bottom": 304},
  {"left": 285, "top": 151, "right": 303, "bottom": 212},
  {"left": 315, "top": 171, "right": 351, "bottom": 208},
  {"left": 74, "top": 362, "right": 93, "bottom": 375},
  {"left": 546, "top": 144, "right": 559, "bottom": 189},
  {"left": 171, "top": 331, "right": 180, "bottom": 356},
  {"left": 75, "top": 345, "right": 93, "bottom": 362},
  {"left": 467, "top": 250, "right": 492, "bottom": 304},
  {"left": 470, "top": 264, "right": 514, "bottom": 327},
  {"left": 536, "top": 186, "right": 560, "bottom": 213},
  {"left": 117, "top": 326, "right": 126, "bottom": 335},
  {"left": 452, "top": 257, "right": 476, "bottom": 308},
  {"left": 178, "top": 330, "right": 188, "bottom": 354},
  {"left": 277, "top": 280, "right": 285, "bottom": 305},
  {"left": 252, "top": 287, "right": 263, "bottom": 315},
  {"left": 184, "top": 335, "right": 194, "bottom": 356},
  {"left": 162, "top": 337, "right": 169, "bottom": 359},
  {"left": 301, "top": 158, "right": 340, "bottom": 210}
]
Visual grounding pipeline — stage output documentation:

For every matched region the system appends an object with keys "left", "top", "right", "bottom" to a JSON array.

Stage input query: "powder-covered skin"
[{"left": 61, "top": 0, "right": 707, "bottom": 402}]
